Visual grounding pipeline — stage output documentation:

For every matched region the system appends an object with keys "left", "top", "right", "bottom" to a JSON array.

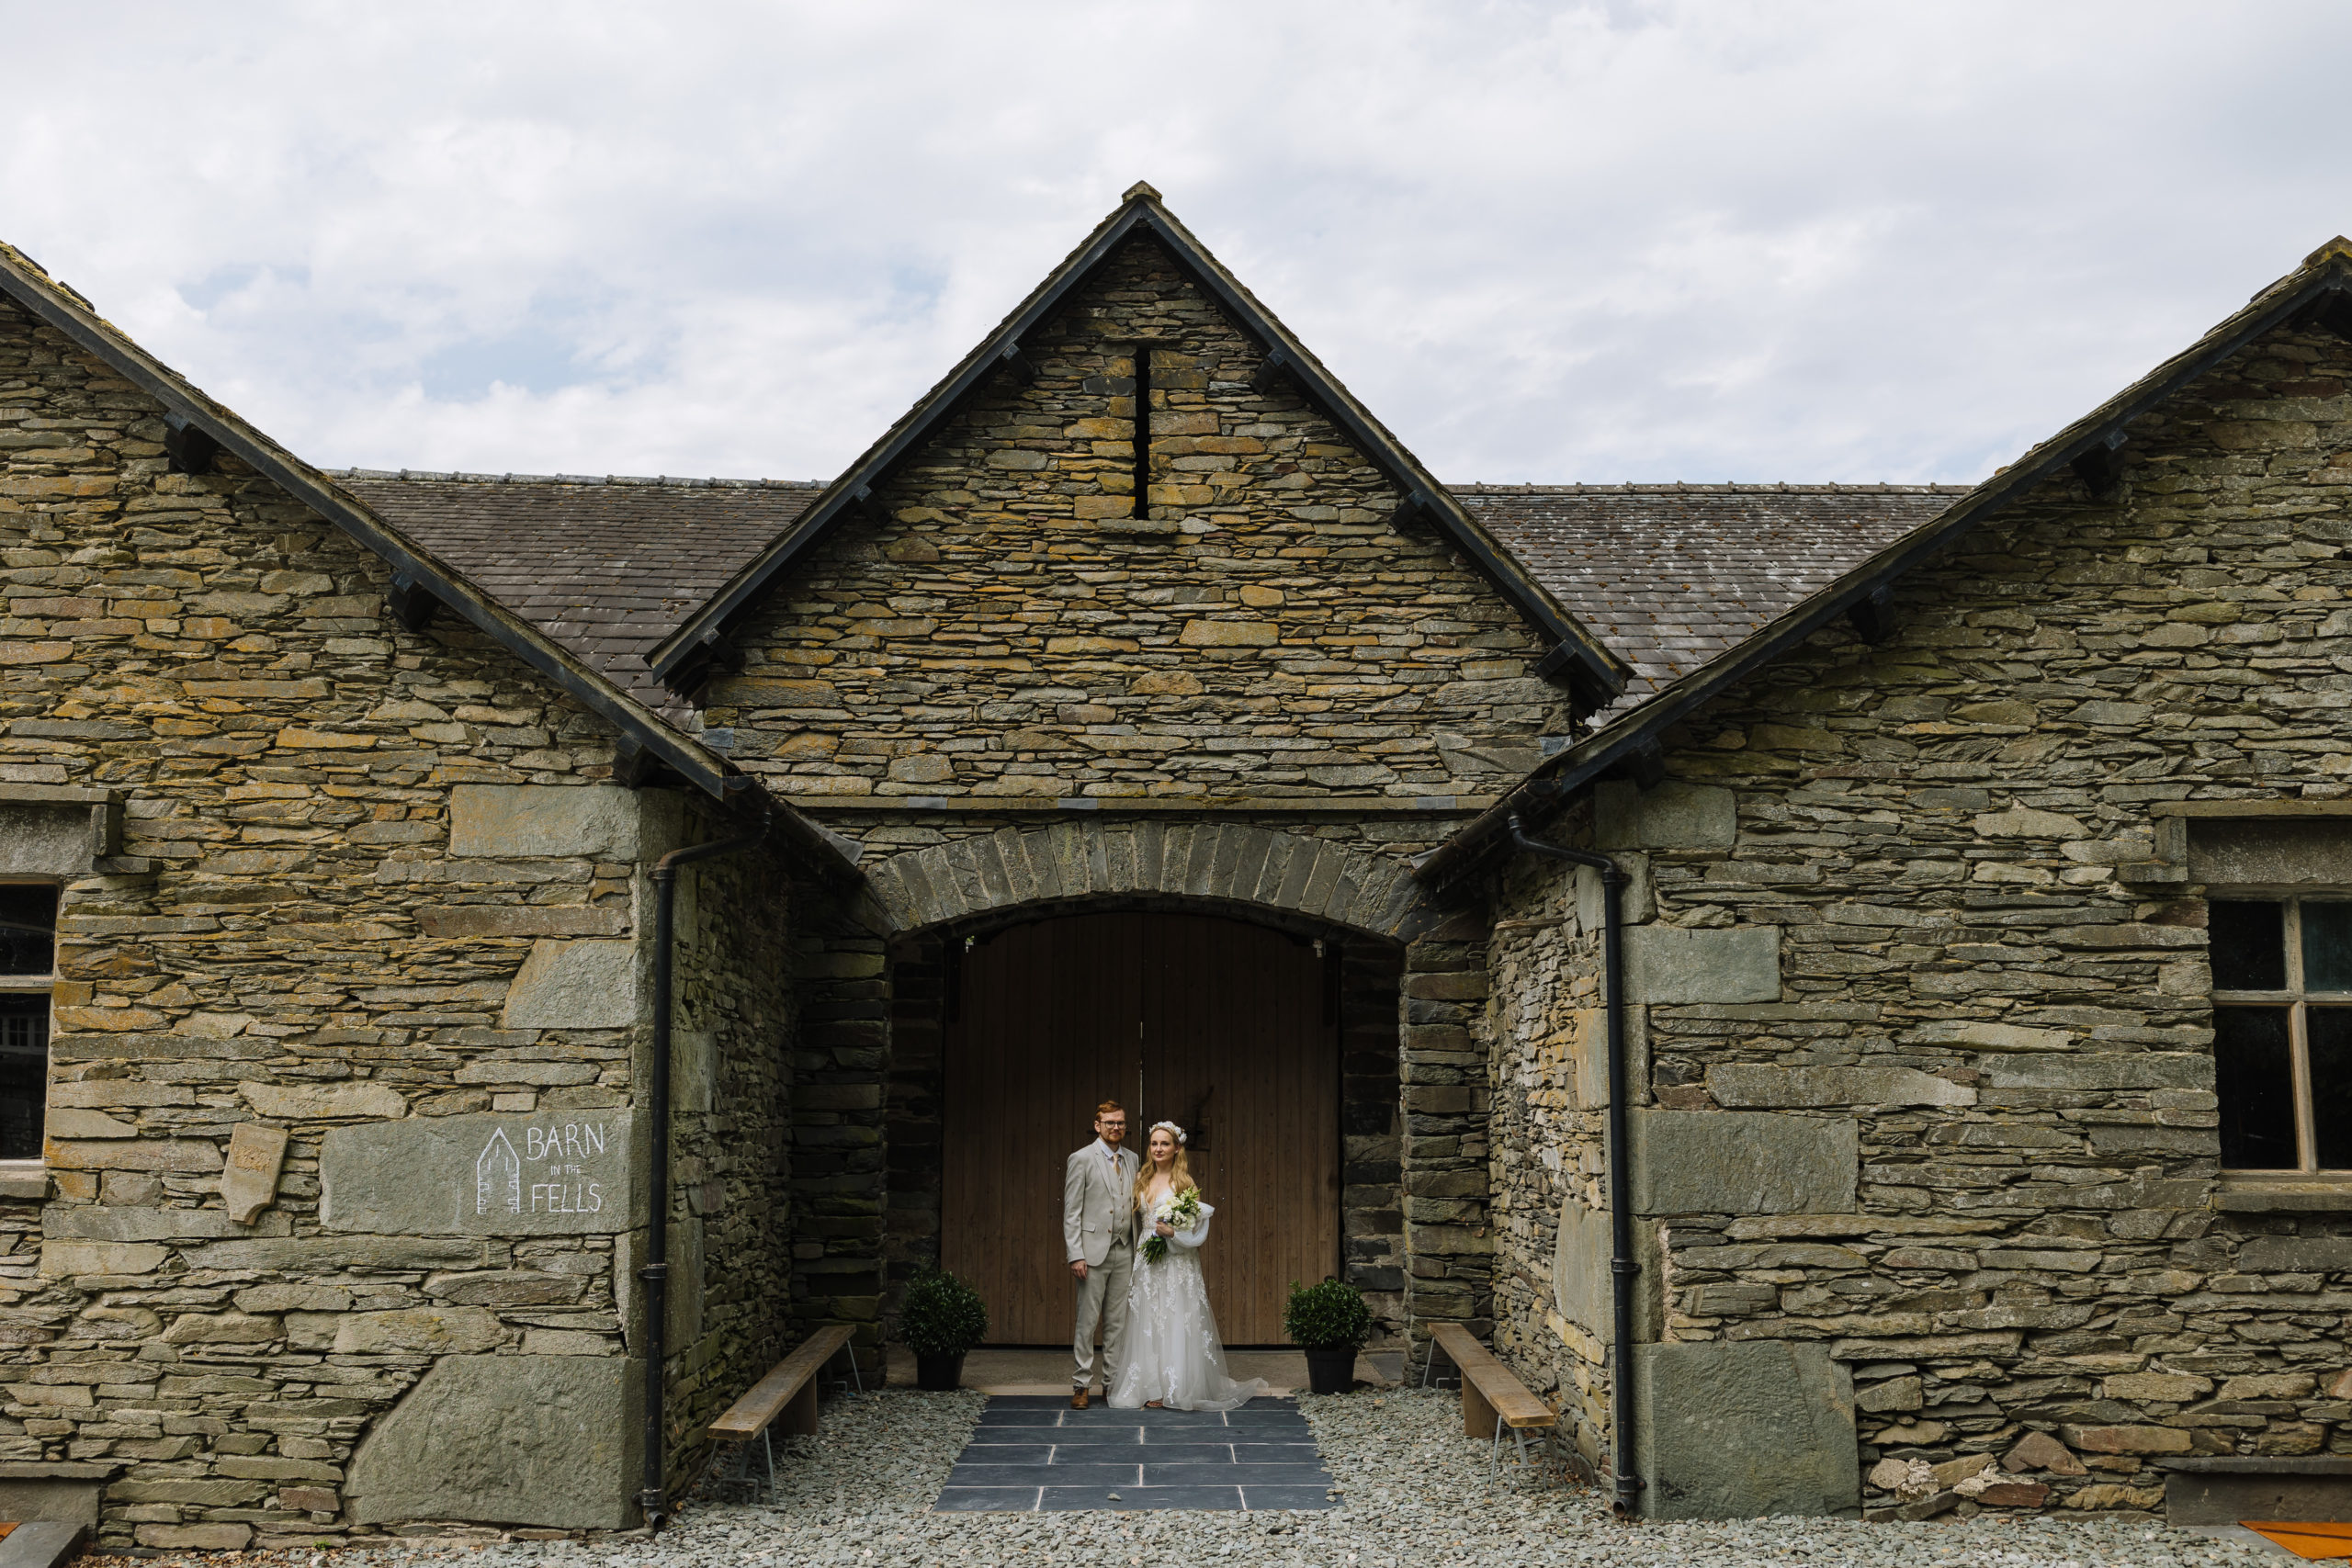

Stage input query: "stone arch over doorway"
[
  {"left": 786, "top": 817, "right": 1488, "bottom": 1373},
  {"left": 854, "top": 819, "right": 1453, "bottom": 943}
]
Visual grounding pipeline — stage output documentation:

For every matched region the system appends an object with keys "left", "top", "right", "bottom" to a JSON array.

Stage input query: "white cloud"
[{"left": 6, "top": 0, "right": 2349, "bottom": 484}]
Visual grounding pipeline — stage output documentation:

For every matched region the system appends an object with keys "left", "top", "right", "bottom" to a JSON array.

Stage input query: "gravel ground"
[{"left": 85, "top": 1389, "right": 2285, "bottom": 1568}]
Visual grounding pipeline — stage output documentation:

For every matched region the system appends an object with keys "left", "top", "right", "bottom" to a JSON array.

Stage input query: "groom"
[{"left": 1063, "top": 1100, "right": 1138, "bottom": 1409}]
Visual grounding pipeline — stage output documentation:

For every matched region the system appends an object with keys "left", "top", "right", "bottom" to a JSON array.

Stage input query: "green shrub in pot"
[
  {"left": 1284, "top": 1277, "right": 1372, "bottom": 1394},
  {"left": 899, "top": 1268, "right": 989, "bottom": 1390}
]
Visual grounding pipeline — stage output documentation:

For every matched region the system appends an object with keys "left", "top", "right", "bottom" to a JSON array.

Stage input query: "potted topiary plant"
[
  {"left": 899, "top": 1268, "right": 989, "bottom": 1391},
  {"left": 1284, "top": 1277, "right": 1373, "bottom": 1394}
]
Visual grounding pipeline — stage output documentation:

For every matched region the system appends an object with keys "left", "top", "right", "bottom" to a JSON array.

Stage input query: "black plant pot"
[
  {"left": 1303, "top": 1348, "right": 1357, "bottom": 1395},
  {"left": 914, "top": 1351, "right": 967, "bottom": 1392}
]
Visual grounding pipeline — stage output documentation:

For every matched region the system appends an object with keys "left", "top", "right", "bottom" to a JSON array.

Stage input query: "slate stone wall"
[
  {"left": 656, "top": 833, "right": 798, "bottom": 1494},
  {"left": 0, "top": 297, "right": 700, "bottom": 1543},
  {"left": 706, "top": 232, "right": 1577, "bottom": 804},
  {"left": 1483, "top": 321, "right": 2352, "bottom": 1518}
]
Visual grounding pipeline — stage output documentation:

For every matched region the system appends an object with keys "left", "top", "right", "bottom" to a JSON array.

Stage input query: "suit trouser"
[{"left": 1072, "top": 1237, "right": 1134, "bottom": 1393}]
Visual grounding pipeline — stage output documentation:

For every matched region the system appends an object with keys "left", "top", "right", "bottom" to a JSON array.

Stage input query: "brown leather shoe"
[{"left": 1070, "top": 1391, "right": 1089, "bottom": 1410}]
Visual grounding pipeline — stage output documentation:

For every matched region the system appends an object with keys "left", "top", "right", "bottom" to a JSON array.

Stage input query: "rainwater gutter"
[
  {"left": 640, "top": 807, "right": 771, "bottom": 1529},
  {"left": 1504, "top": 815, "right": 1642, "bottom": 1518}
]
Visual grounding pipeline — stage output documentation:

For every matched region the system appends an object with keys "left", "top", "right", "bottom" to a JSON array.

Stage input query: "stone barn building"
[{"left": 0, "top": 185, "right": 2346, "bottom": 1538}]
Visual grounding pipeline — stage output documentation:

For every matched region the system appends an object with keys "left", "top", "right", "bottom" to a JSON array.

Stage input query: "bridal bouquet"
[{"left": 1141, "top": 1187, "right": 1204, "bottom": 1263}]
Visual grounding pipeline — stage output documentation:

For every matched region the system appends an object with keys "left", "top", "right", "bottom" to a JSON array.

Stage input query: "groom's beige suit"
[{"left": 1065, "top": 1137, "right": 1140, "bottom": 1393}]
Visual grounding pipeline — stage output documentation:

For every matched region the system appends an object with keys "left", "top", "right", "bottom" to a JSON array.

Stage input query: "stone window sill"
[
  {"left": 0, "top": 1161, "right": 45, "bottom": 1201},
  {"left": 2216, "top": 1176, "right": 2352, "bottom": 1213}
]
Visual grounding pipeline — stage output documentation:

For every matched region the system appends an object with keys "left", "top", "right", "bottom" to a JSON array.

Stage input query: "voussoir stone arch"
[{"left": 857, "top": 819, "right": 1449, "bottom": 941}]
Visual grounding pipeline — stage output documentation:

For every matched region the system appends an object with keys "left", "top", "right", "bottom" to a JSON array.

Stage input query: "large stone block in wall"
[
  {"left": 449, "top": 784, "right": 681, "bottom": 861},
  {"left": 1577, "top": 854, "right": 1655, "bottom": 928},
  {"left": 1594, "top": 782, "right": 1736, "bottom": 851},
  {"left": 1633, "top": 1341, "right": 1859, "bottom": 1519},
  {"left": 0, "top": 795, "right": 110, "bottom": 875},
  {"left": 1553, "top": 1198, "right": 1662, "bottom": 1344},
  {"left": 1623, "top": 926, "right": 1781, "bottom": 1004},
  {"left": 1628, "top": 1111, "right": 1857, "bottom": 1216},
  {"left": 345, "top": 1353, "right": 643, "bottom": 1529},
  {"left": 1566, "top": 1006, "right": 1649, "bottom": 1109},
  {"left": 1707, "top": 1065, "right": 1975, "bottom": 1109},
  {"left": 500, "top": 939, "right": 640, "bottom": 1030},
  {"left": 321, "top": 1111, "right": 643, "bottom": 1236},
  {"left": 2188, "top": 818, "right": 2352, "bottom": 886}
]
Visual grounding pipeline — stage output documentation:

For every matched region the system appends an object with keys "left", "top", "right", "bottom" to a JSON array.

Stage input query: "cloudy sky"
[{"left": 6, "top": 2, "right": 2348, "bottom": 486}]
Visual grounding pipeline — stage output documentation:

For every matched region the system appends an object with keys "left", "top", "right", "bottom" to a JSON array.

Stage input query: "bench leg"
[
  {"left": 1490, "top": 1414, "right": 1503, "bottom": 1482},
  {"left": 727, "top": 1439, "right": 754, "bottom": 1503},
  {"left": 784, "top": 1377, "right": 820, "bottom": 1437},
  {"left": 763, "top": 1428, "right": 775, "bottom": 1495},
  {"left": 1462, "top": 1374, "right": 1496, "bottom": 1440}
]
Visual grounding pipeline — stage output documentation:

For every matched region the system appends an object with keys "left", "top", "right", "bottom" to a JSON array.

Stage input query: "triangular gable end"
[
  {"left": 0, "top": 243, "right": 738, "bottom": 800},
  {"left": 646, "top": 184, "right": 1634, "bottom": 708},
  {"left": 0, "top": 239, "right": 863, "bottom": 881},
  {"left": 1416, "top": 235, "right": 2352, "bottom": 886}
]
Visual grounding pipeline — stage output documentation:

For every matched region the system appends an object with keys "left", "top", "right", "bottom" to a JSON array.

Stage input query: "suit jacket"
[{"left": 1064, "top": 1140, "right": 1140, "bottom": 1266}]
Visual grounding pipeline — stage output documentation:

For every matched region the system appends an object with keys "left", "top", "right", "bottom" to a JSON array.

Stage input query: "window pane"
[
  {"left": 0, "top": 886, "right": 55, "bottom": 978},
  {"left": 2211, "top": 900, "right": 2286, "bottom": 990},
  {"left": 2309, "top": 1008, "right": 2352, "bottom": 1170},
  {"left": 2303, "top": 902, "right": 2352, "bottom": 992},
  {"left": 0, "top": 995, "right": 45, "bottom": 1161},
  {"left": 2216, "top": 1006, "right": 2298, "bottom": 1168}
]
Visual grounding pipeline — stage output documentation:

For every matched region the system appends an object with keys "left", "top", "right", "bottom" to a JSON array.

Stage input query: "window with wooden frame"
[
  {"left": 2210, "top": 897, "right": 2352, "bottom": 1172},
  {"left": 0, "top": 885, "right": 57, "bottom": 1166}
]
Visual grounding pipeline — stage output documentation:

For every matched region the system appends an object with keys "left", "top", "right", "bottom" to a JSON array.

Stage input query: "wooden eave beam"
[
  {"left": 163, "top": 413, "right": 217, "bottom": 476},
  {"left": 2069, "top": 431, "right": 2129, "bottom": 500},
  {"left": 386, "top": 570, "right": 440, "bottom": 633},
  {"left": 1846, "top": 584, "right": 1896, "bottom": 645}
]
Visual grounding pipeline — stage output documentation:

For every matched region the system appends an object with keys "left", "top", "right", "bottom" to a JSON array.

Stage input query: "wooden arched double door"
[{"left": 940, "top": 909, "right": 1341, "bottom": 1346}]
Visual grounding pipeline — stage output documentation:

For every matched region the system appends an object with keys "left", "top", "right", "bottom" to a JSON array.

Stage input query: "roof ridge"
[{"left": 326, "top": 468, "right": 826, "bottom": 491}]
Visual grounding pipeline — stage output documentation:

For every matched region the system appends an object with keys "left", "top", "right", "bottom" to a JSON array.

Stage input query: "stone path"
[{"left": 933, "top": 1394, "right": 1339, "bottom": 1512}]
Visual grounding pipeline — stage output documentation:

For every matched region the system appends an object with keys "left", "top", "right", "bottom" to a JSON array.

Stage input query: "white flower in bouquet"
[{"left": 1141, "top": 1186, "right": 1204, "bottom": 1262}]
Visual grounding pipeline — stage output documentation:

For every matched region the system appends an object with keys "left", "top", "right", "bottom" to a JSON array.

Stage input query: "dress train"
[{"left": 1107, "top": 1202, "right": 1272, "bottom": 1412}]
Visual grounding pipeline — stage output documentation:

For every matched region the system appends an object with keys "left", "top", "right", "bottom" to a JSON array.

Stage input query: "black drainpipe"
[
  {"left": 1505, "top": 814, "right": 1642, "bottom": 1518},
  {"left": 639, "top": 808, "right": 770, "bottom": 1529}
]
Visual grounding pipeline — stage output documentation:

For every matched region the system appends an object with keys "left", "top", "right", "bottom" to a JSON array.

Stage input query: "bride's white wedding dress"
[{"left": 1107, "top": 1193, "right": 1272, "bottom": 1411}]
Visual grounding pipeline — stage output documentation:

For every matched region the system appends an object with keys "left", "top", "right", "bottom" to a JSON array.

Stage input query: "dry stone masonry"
[
  {"left": 8, "top": 191, "right": 2352, "bottom": 1535},
  {"left": 1484, "top": 318, "right": 2352, "bottom": 1522},
  {"left": 0, "top": 293, "right": 797, "bottom": 1544}
]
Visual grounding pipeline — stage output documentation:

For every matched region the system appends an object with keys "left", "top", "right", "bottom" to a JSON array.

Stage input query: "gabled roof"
[
  {"left": 334, "top": 471, "right": 820, "bottom": 722},
  {"left": 1456, "top": 483, "right": 1967, "bottom": 721},
  {"left": 0, "top": 241, "right": 859, "bottom": 880},
  {"left": 1415, "top": 236, "right": 2352, "bottom": 888},
  {"left": 646, "top": 185, "right": 1634, "bottom": 707}
]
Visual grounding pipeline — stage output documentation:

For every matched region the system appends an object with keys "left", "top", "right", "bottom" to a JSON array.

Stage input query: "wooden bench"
[
  {"left": 707, "top": 1325, "right": 859, "bottom": 1493},
  {"left": 1424, "top": 1323, "right": 1560, "bottom": 1483}
]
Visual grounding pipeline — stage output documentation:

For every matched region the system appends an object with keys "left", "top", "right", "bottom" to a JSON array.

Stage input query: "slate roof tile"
[
  {"left": 332, "top": 472, "right": 1970, "bottom": 731},
  {"left": 332, "top": 470, "right": 820, "bottom": 723},
  {"left": 1455, "top": 482, "right": 1971, "bottom": 720}
]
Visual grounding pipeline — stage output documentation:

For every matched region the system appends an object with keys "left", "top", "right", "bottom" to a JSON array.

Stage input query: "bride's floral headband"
[{"left": 1149, "top": 1120, "right": 1187, "bottom": 1145}]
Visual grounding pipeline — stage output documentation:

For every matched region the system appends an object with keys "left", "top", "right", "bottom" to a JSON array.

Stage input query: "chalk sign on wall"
[{"left": 321, "top": 1111, "right": 643, "bottom": 1236}]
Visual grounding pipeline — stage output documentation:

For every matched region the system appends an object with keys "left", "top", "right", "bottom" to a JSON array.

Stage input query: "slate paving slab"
[{"left": 932, "top": 1393, "right": 1338, "bottom": 1512}]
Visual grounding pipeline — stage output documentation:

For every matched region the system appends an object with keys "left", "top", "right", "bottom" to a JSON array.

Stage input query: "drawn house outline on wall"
[{"left": 476, "top": 1129, "right": 522, "bottom": 1216}]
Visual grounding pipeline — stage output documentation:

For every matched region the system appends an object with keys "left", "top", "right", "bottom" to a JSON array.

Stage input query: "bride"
[{"left": 1108, "top": 1121, "right": 1272, "bottom": 1411}]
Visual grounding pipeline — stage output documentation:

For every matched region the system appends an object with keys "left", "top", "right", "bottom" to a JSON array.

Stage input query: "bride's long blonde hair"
[{"left": 1133, "top": 1122, "right": 1198, "bottom": 1207}]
